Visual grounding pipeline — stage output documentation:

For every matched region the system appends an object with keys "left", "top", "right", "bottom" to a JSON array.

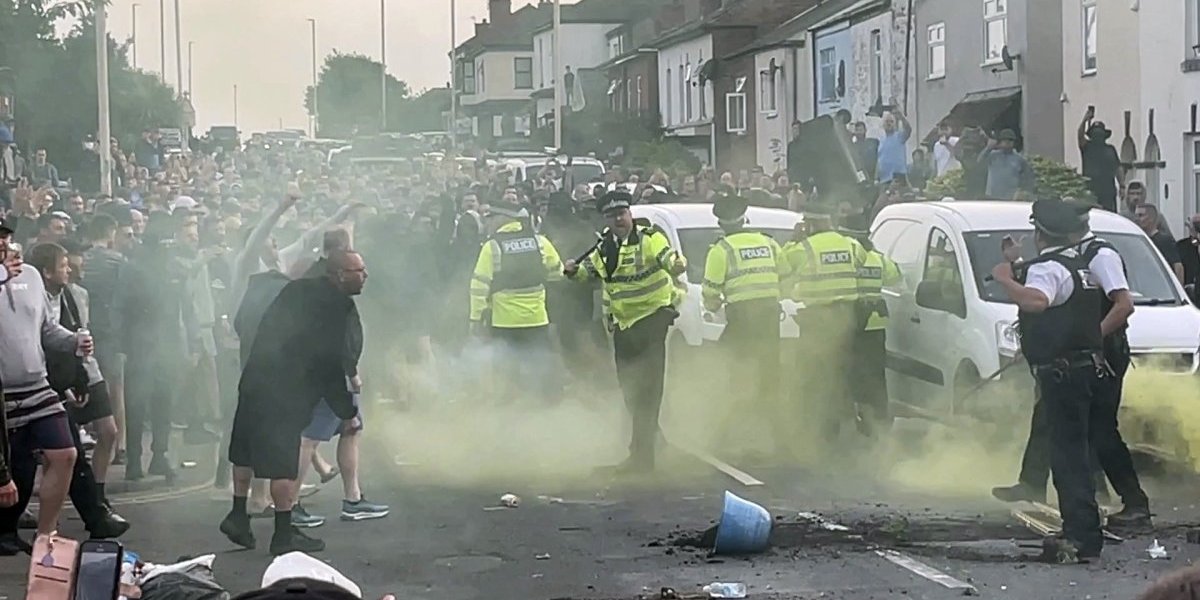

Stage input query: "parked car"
[
  {"left": 871, "top": 200, "right": 1200, "bottom": 417},
  {"left": 503, "top": 156, "right": 606, "bottom": 188},
  {"left": 631, "top": 203, "right": 803, "bottom": 348}
]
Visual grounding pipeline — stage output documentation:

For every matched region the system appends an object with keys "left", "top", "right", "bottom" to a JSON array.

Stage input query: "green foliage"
[
  {"left": 1, "top": 3, "right": 181, "bottom": 183},
  {"left": 393, "top": 88, "right": 450, "bottom": 135},
  {"left": 625, "top": 138, "right": 702, "bottom": 174},
  {"left": 306, "top": 52, "right": 429, "bottom": 138},
  {"left": 922, "top": 156, "right": 1096, "bottom": 203}
]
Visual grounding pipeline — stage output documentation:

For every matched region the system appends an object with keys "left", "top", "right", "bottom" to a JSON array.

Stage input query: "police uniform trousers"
[
  {"left": 612, "top": 307, "right": 676, "bottom": 467},
  {"left": 720, "top": 299, "right": 782, "bottom": 440},
  {"left": 1033, "top": 359, "right": 1105, "bottom": 553},
  {"left": 852, "top": 328, "right": 890, "bottom": 434},
  {"left": 793, "top": 302, "right": 859, "bottom": 439},
  {"left": 1017, "top": 342, "right": 1148, "bottom": 510}
]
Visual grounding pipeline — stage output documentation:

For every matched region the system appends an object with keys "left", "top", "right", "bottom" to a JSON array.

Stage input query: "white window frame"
[
  {"left": 726, "top": 93, "right": 747, "bottom": 133},
  {"left": 1189, "top": 136, "right": 1200, "bottom": 215},
  {"left": 759, "top": 69, "right": 778, "bottom": 114},
  {"left": 635, "top": 75, "right": 643, "bottom": 116},
  {"left": 983, "top": 0, "right": 1008, "bottom": 65},
  {"left": 927, "top": 23, "right": 946, "bottom": 80},
  {"left": 869, "top": 29, "right": 883, "bottom": 103},
  {"left": 684, "top": 61, "right": 693, "bottom": 122},
  {"left": 625, "top": 77, "right": 633, "bottom": 114},
  {"left": 1189, "top": 0, "right": 1200, "bottom": 58},
  {"left": 514, "top": 57, "right": 533, "bottom": 90},
  {"left": 665, "top": 67, "right": 673, "bottom": 125},
  {"left": 1082, "top": 0, "right": 1098, "bottom": 75},
  {"left": 492, "top": 115, "right": 503, "bottom": 137},
  {"left": 462, "top": 60, "right": 477, "bottom": 94},
  {"left": 818, "top": 47, "right": 838, "bottom": 102}
]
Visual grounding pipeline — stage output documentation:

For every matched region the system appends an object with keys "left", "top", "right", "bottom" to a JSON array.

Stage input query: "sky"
[{"left": 100, "top": 0, "right": 539, "bottom": 134}]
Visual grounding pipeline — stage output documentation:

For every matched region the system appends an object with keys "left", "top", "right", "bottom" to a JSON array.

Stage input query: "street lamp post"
[
  {"left": 308, "top": 18, "right": 318, "bottom": 138},
  {"left": 449, "top": 0, "right": 457, "bottom": 150},
  {"left": 158, "top": 0, "right": 165, "bottom": 82},
  {"left": 131, "top": 3, "right": 139, "bottom": 69},
  {"left": 96, "top": 0, "right": 113, "bottom": 196},
  {"left": 233, "top": 84, "right": 239, "bottom": 130},
  {"left": 173, "top": 0, "right": 182, "bottom": 96},
  {"left": 552, "top": 0, "right": 562, "bottom": 149},
  {"left": 187, "top": 41, "right": 194, "bottom": 96},
  {"left": 380, "top": 0, "right": 387, "bottom": 132}
]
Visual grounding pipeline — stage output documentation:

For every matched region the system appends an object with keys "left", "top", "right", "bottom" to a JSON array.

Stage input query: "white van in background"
[{"left": 871, "top": 201, "right": 1200, "bottom": 417}]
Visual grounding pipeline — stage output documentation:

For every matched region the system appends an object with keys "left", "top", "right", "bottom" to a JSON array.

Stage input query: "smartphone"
[{"left": 73, "top": 539, "right": 123, "bottom": 600}]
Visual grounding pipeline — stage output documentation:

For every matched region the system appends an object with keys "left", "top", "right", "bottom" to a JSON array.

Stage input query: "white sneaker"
[{"left": 79, "top": 429, "right": 97, "bottom": 449}]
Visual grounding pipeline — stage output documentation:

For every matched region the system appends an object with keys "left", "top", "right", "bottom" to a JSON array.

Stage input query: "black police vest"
[
  {"left": 1015, "top": 251, "right": 1104, "bottom": 366},
  {"left": 1080, "top": 238, "right": 1131, "bottom": 360},
  {"left": 491, "top": 228, "right": 546, "bottom": 294}
]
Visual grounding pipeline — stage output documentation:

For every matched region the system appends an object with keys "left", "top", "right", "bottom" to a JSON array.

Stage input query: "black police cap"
[
  {"left": 596, "top": 190, "right": 632, "bottom": 214},
  {"left": 1030, "top": 198, "right": 1087, "bottom": 237},
  {"left": 712, "top": 194, "right": 749, "bottom": 221}
]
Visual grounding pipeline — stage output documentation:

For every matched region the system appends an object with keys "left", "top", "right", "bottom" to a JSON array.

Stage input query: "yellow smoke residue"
[{"left": 1121, "top": 364, "right": 1200, "bottom": 471}]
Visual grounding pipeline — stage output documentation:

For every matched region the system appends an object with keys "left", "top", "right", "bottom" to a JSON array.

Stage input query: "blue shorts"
[{"left": 301, "top": 396, "right": 363, "bottom": 443}]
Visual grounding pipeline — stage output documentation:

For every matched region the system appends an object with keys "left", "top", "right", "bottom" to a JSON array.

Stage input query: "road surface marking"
[
  {"left": 667, "top": 440, "right": 764, "bottom": 487},
  {"left": 876, "top": 549, "right": 978, "bottom": 595}
]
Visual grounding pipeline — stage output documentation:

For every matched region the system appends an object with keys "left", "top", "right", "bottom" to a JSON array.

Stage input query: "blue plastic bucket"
[{"left": 713, "top": 491, "right": 772, "bottom": 555}]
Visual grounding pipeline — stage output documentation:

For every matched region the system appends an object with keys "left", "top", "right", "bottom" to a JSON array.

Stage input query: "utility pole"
[
  {"left": 233, "top": 84, "right": 239, "bottom": 130},
  {"left": 131, "top": 3, "right": 139, "bottom": 69},
  {"left": 158, "top": 0, "right": 165, "bottom": 82},
  {"left": 187, "top": 41, "right": 194, "bottom": 96},
  {"left": 96, "top": 0, "right": 113, "bottom": 196},
  {"left": 552, "top": 0, "right": 562, "bottom": 149},
  {"left": 380, "top": 0, "right": 387, "bottom": 132},
  {"left": 173, "top": 0, "right": 182, "bottom": 96},
  {"left": 449, "top": 0, "right": 457, "bottom": 150},
  {"left": 308, "top": 18, "right": 318, "bottom": 138}
]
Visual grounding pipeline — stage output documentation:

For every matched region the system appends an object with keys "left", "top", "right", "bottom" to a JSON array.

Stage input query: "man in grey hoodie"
[{"left": 0, "top": 219, "right": 88, "bottom": 545}]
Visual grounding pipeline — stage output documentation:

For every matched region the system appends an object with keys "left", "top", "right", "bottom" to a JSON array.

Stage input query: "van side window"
[
  {"left": 883, "top": 222, "right": 926, "bottom": 290},
  {"left": 923, "top": 228, "right": 964, "bottom": 301}
]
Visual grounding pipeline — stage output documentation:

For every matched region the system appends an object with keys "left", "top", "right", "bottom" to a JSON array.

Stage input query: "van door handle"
[{"left": 910, "top": 315, "right": 921, "bottom": 324}]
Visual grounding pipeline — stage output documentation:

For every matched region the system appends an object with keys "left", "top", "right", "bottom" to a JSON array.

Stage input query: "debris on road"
[
  {"left": 535, "top": 553, "right": 551, "bottom": 560},
  {"left": 500, "top": 494, "right": 521, "bottom": 508},
  {"left": 702, "top": 582, "right": 747, "bottom": 598},
  {"left": 875, "top": 550, "right": 978, "bottom": 595},
  {"left": 797, "top": 512, "right": 850, "bottom": 531},
  {"left": 1148, "top": 540, "right": 1168, "bottom": 559},
  {"left": 713, "top": 492, "right": 772, "bottom": 555}
]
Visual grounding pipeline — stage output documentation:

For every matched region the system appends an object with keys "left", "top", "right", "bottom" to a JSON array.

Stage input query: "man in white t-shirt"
[{"left": 932, "top": 121, "right": 961, "bottom": 177}]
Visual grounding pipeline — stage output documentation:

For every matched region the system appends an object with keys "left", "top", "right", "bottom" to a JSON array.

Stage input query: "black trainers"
[
  {"left": 1107, "top": 505, "right": 1152, "bottom": 528},
  {"left": 270, "top": 526, "right": 325, "bottom": 555},
  {"left": 991, "top": 483, "right": 1046, "bottom": 504},
  {"left": 219, "top": 514, "right": 256, "bottom": 550},
  {"left": 88, "top": 509, "right": 131, "bottom": 539},
  {"left": 147, "top": 454, "right": 177, "bottom": 483},
  {"left": 0, "top": 533, "right": 31, "bottom": 556}
]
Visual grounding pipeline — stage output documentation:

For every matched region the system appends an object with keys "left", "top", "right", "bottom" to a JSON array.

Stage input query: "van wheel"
[{"left": 951, "top": 363, "right": 981, "bottom": 417}]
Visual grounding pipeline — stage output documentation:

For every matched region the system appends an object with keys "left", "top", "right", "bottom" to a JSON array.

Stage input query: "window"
[
  {"left": 1191, "top": 138, "right": 1200, "bottom": 214},
  {"left": 463, "top": 61, "right": 476, "bottom": 94},
  {"left": 928, "top": 23, "right": 946, "bottom": 79},
  {"left": 665, "top": 68, "right": 673, "bottom": 125},
  {"left": 819, "top": 48, "right": 837, "bottom": 102},
  {"left": 984, "top": 0, "right": 1008, "bottom": 64},
  {"left": 1190, "top": 0, "right": 1200, "bottom": 57},
  {"left": 1082, "top": 0, "right": 1097, "bottom": 73},
  {"left": 492, "top": 115, "right": 503, "bottom": 137},
  {"left": 921, "top": 227, "right": 965, "bottom": 314},
  {"left": 635, "top": 75, "right": 643, "bottom": 115},
  {"left": 608, "top": 35, "right": 623, "bottom": 59},
  {"left": 869, "top": 30, "right": 883, "bottom": 103},
  {"left": 537, "top": 38, "right": 545, "bottom": 88},
  {"left": 759, "top": 67, "right": 778, "bottom": 113},
  {"left": 514, "top": 57, "right": 533, "bottom": 89},
  {"left": 477, "top": 61, "right": 486, "bottom": 94},
  {"left": 684, "top": 62, "right": 693, "bottom": 122},
  {"left": 726, "top": 93, "right": 747, "bottom": 133}
]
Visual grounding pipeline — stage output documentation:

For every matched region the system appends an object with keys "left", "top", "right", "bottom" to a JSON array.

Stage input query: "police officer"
[
  {"left": 841, "top": 215, "right": 901, "bottom": 435},
  {"left": 989, "top": 198, "right": 1105, "bottom": 562},
  {"left": 702, "top": 191, "right": 790, "bottom": 448},
  {"left": 783, "top": 205, "right": 866, "bottom": 440},
  {"left": 563, "top": 190, "right": 686, "bottom": 473},
  {"left": 469, "top": 196, "right": 564, "bottom": 403},
  {"left": 993, "top": 201, "right": 1151, "bottom": 528}
]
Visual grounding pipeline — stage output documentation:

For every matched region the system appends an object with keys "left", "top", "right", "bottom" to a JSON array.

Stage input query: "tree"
[
  {"left": 924, "top": 156, "right": 1096, "bottom": 203},
  {"left": 305, "top": 52, "right": 413, "bottom": 138},
  {"left": 1, "top": 1, "right": 181, "bottom": 183},
  {"left": 393, "top": 88, "right": 450, "bottom": 134}
]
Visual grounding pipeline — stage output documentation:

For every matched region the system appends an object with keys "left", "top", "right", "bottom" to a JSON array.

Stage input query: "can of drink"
[{"left": 75, "top": 328, "right": 92, "bottom": 357}]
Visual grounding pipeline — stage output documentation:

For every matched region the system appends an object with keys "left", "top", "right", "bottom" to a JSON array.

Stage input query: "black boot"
[
  {"left": 991, "top": 483, "right": 1046, "bottom": 504},
  {"left": 270, "top": 526, "right": 325, "bottom": 555},
  {"left": 88, "top": 508, "right": 130, "bottom": 539},
  {"left": 219, "top": 513, "right": 256, "bottom": 550},
  {"left": 1107, "top": 504, "right": 1152, "bottom": 528}
]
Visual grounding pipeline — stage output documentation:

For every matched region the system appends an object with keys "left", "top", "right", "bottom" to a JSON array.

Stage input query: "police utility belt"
[{"left": 1030, "top": 351, "right": 1113, "bottom": 381}]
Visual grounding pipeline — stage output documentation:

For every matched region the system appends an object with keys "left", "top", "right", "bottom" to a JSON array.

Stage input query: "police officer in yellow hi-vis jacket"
[
  {"left": 783, "top": 204, "right": 867, "bottom": 440},
  {"left": 470, "top": 197, "right": 565, "bottom": 403},
  {"left": 841, "top": 216, "right": 902, "bottom": 435},
  {"left": 702, "top": 191, "right": 790, "bottom": 447},
  {"left": 563, "top": 190, "right": 686, "bottom": 473}
]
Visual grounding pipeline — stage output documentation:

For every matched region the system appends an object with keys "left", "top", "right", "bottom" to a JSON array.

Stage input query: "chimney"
[
  {"left": 657, "top": 0, "right": 686, "bottom": 30},
  {"left": 489, "top": 0, "right": 512, "bottom": 24},
  {"left": 475, "top": 19, "right": 489, "bottom": 37}
]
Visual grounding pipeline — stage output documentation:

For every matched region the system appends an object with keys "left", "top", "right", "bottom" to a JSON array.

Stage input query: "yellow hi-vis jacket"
[
  {"left": 470, "top": 221, "right": 564, "bottom": 328},
  {"left": 857, "top": 249, "right": 902, "bottom": 331},
  {"left": 571, "top": 226, "right": 686, "bottom": 331},
  {"left": 783, "top": 230, "right": 866, "bottom": 307},
  {"left": 701, "top": 230, "right": 790, "bottom": 311}
]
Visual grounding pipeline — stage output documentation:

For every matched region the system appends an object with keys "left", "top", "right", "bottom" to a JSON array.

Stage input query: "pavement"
[{"left": 2, "top": 410, "right": 1200, "bottom": 600}]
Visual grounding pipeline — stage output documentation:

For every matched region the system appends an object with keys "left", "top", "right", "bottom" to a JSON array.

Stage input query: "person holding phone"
[{"left": 1078, "top": 107, "right": 1123, "bottom": 213}]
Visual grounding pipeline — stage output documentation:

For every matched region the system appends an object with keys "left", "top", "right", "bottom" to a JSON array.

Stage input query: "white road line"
[
  {"left": 667, "top": 440, "right": 765, "bottom": 487},
  {"left": 876, "top": 549, "right": 979, "bottom": 596}
]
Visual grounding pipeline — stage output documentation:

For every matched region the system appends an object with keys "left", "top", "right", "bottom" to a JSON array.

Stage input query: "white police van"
[{"left": 871, "top": 200, "right": 1200, "bottom": 417}]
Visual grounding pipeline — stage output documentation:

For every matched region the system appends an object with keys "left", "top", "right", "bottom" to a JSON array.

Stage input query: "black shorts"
[
  {"left": 11, "top": 412, "right": 76, "bottom": 452},
  {"left": 66, "top": 383, "right": 113, "bottom": 425},
  {"left": 227, "top": 401, "right": 306, "bottom": 481}
]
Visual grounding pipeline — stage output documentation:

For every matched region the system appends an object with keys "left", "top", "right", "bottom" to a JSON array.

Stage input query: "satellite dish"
[{"left": 1001, "top": 46, "right": 1020, "bottom": 71}]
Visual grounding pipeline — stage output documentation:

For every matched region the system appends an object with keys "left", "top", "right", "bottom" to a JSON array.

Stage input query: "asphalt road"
[{"left": 1, "top": 412, "right": 1199, "bottom": 600}]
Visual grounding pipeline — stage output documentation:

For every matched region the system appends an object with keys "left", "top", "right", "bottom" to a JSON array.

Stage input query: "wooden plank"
[
  {"left": 667, "top": 440, "right": 765, "bottom": 487},
  {"left": 876, "top": 549, "right": 978, "bottom": 595}
]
